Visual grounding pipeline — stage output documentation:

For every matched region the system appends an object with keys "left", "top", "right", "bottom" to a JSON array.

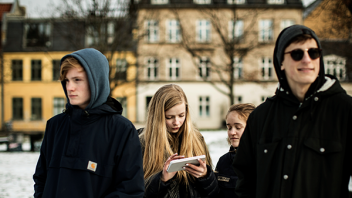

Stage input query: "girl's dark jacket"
[
  {"left": 215, "top": 146, "right": 238, "bottom": 198},
  {"left": 33, "top": 48, "right": 144, "bottom": 198},
  {"left": 139, "top": 130, "right": 219, "bottom": 198}
]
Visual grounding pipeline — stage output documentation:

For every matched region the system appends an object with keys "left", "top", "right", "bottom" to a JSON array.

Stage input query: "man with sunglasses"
[{"left": 233, "top": 25, "right": 352, "bottom": 198}]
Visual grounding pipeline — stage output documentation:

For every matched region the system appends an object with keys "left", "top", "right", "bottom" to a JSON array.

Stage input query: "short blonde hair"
[{"left": 59, "top": 57, "right": 84, "bottom": 81}]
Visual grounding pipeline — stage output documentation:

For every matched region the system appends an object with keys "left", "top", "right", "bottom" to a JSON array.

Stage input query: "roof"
[
  {"left": 303, "top": 0, "right": 322, "bottom": 19},
  {"left": 0, "top": 3, "right": 13, "bottom": 21}
]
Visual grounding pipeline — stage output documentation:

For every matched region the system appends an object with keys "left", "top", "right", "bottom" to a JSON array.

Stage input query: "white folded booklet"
[{"left": 167, "top": 155, "right": 206, "bottom": 172}]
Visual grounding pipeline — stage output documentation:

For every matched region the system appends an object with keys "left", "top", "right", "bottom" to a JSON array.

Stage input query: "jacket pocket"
[
  {"left": 49, "top": 156, "right": 115, "bottom": 178},
  {"left": 304, "top": 138, "right": 342, "bottom": 154}
]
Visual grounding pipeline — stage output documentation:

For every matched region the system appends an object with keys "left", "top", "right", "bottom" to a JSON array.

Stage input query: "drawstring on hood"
[
  {"left": 60, "top": 48, "right": 110, "bottom": 110},
  {"left": 273, "top": 25, "right": 326, "bottom": 100}
]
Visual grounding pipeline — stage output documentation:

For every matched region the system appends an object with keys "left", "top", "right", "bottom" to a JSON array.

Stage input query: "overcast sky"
[{"left": 0, "top": 0, "right": 316, "bottom": 18}]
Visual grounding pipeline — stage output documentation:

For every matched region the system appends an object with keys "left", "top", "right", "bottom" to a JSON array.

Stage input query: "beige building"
[{"left": 135, "top": 0, "right": 303, "bottom": 129}]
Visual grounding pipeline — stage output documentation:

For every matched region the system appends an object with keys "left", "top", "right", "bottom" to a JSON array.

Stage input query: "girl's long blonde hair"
[{"left": 140, "top": 84, "right": 212, "bottom": 185}]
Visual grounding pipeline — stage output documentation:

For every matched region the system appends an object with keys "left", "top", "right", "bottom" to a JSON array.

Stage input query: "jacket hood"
[
  {"left": 273, "top": 25, "right": 325, "bottom": 99},
  {"left": 60, "top": 48, "right": 110, "bottom": 110}
]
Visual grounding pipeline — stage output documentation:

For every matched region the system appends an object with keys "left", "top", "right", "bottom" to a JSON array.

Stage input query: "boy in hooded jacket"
[
  {"left": 232, "top": 25, "right": 352, "bottom": 198},
  {"left": 33, "top": 48, "right": 144, "bottom": 198}
]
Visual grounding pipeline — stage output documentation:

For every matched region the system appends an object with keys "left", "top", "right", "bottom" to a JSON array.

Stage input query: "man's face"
[
  {"left": 281, "top": 39, "right": 320, "bottom": 91},
  {"left": 65, "top": 67, "right": 91, "bottom": 109}
]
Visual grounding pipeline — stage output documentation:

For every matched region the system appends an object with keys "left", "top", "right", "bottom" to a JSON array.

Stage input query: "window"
[
  {"left": 196, "top": 20, "right": 211, "bottom": 42},
  {"left": 31, "top": 60, "right": 42, "bottom": 81},
  {"left": 146, "top": 57, "right": 158, "bottom": 80},
  {"left": 281, "top": 19, "right": 295, "bottom": 30},
  {"left": 233, "top": 57, "right": 243, "bottom": 79},
  {"left": 199, "top": 96, "right": 210, "bottom": 117},
  {"left": 259, "top": 20, "right": 273, "bottom": 42},
  {"left": 53, "top": 97, "right": 65, "bottom": 116},
  {"left": 194, "top": 0, "right": 211, "bottom": 4},
  {"left": 52, "top": 60, "right": 61, "bottom": 81},
  {"left": 31, "top": 98, "right": 42, "bottom": 120},
  {"left": 236, "top": 96, "right": 242, "bottom": 103},
  {"left": 116, "top": 97, "right": 127, "bottom": 117},
  {"left": 145, "top": 20, "right": 159, "bottom": 43},
  {"left": 24, "top": 22, "right": 51, "bottom": 47},
  {"left": 86, "top": 22, "right": 114, "bottom": 47},
  {"left": 261, "top": 57, "right": 273, "bottom": 80},
  {"left": 166, "top": 20, "right": 181, "bottom": 43},
  {"left": 324, "top": 55, "right": 346, "bottom": 80},
  {"left": 228, "top": 0, "right": 245, "bottom": 4},
  {"left": 228, "top": 20, "right": 244, "bottom": 41},
  {"left": 12, "top": 98, "right": 23, "bottom": 120},
  {"left": 12, "top": 60, "right": 23, "bottom": 81},
  {"left": 116, "top": 59, "right": 127, "bottom": 81},
  {"left": 151, "top": 0, "right": 168, "bottom": 4},
  {"left": 198, "top": 57, "right": 211, "bottom": 79},
  {"left": 167, "top": 58, "right": 180, "bottom": 80},
  {"left": 146, "top": 96, "right": 152, "bottom": 111},
  {"left": 268, "top": 0, "right": 284, "bottom": 4}
]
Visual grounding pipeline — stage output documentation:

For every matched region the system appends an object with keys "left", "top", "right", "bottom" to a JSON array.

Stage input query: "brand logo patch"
[
  {"left": 87, "top": 161, "right": 97, "bottom": 172},
  {"left": 218, "top": 176, "right": 230, "bottom": 182}
]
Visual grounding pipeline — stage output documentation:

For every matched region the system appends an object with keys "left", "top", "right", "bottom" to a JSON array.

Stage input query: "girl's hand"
[
  {"left": 161, "top": 153, "right": 185, "bottom": 182},
  {"left": 183, "top": 158, "right": 207, "bottom": 178}
]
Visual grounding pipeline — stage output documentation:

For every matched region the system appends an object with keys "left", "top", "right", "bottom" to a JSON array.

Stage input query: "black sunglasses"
[{"left": 284, "top": 48, "right": 322, "bottom": 61}]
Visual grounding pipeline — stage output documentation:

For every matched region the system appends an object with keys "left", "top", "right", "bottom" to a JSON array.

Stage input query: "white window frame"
[
  {"left": 145, "top": 20, "right": 159, "bottom": 43},
  {"left": 151, "top": 0, "right": 168, "bottom": 4},
  {"left": 267, "top": 0, "right": 284, "bottom": 4},
  {"left": 199, "top": 96, "right": 210, "bottom": 117},
  {"left": 86, "top": 22, "right": 114, "bottom": 47},
  {"left": 233, "top": 57, "right": 243, "bottom": 79},
  {"left": 198, "top": 57, "right": 211, "bottom": 79},
  {"left": 194, "top": 0, "right": 211, "bottom": 4},
  {"left": 260, "top": 57, "right": 273, "bottom": 80},
  {"left": 196, "top": 20, "right": 211, "bottom": 43},
  {"left": 227, "top": 0, "right": 245, "bottom": 4},
  {"left": 324, "top": 55, "right": 346, "bottom": 81},
  {"left": 228, "top": 19, "right": 244, "bottom": 41},
  {"left": 167, "top": 58, "right": 180, "bottom": 80},
  {"left": 53, "top": 98, "right": 65, "bottom": 116},
  {"left": 146, "top": 57, "right": 159, "bottom": 80},
  {"left": 280, "top": 19, "right": 295, "bottom": 30},
  {"left": 166, "top": 20, "right": 181, "bottom": 43},
  {"left": 259, "top": 19, "right": 273, "bottom": 42}
]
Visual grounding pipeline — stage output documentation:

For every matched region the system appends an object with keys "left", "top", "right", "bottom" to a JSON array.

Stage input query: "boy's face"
[
  {"left": 281, "top": 38, "right": 320, "bottom": 91},
  {"left": 65, "top": 67, "right": 91, "bottom": 109}
]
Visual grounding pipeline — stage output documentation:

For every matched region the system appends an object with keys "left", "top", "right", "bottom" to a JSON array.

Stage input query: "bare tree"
[
  {"left": 172, "top": 7, "right": 264, "bottom": 105},
  {"left": 51, "top": 0, "right": 138, "bottom": 93}
]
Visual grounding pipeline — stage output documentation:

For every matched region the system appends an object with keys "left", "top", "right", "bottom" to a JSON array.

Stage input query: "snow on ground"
[{"left": 0, "top": 130, "right": 351, "bottom": 198}]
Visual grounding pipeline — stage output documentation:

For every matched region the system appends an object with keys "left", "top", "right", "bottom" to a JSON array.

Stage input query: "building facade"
[
  {"left": 135, "top": 0, "right": 303, "bottom": 129},
  {"left": 2, "top": 15, "right": 137, "bottom": 149}
]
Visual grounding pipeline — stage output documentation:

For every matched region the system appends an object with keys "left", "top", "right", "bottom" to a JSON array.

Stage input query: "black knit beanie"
[{"left": 273, "top": 25, "right": 325, "bottom": 98}]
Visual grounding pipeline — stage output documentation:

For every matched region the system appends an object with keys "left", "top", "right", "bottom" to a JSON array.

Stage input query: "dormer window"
[
  {"left": 267, "top": 0, "right": 284, "bottom": 4},
  {"left": 194, "top": 0, "right": 211, "bottom": 4},
  {"left": 151, "top": 0, "right": 168, "bottom": 4},
  {"left": 24, "top": 22, "right": 51, "bottom": 48}
]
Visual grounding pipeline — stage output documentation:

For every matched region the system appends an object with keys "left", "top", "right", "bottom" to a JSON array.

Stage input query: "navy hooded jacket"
[{"left": 33, "top": 48, "right": 144, "bottom": 198}]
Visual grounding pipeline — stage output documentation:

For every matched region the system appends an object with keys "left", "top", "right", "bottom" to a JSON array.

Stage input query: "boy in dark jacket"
[
  {"left": 33, "top": 48, "right": 144, "bottom": 198},
  {"left": 233, "top": 25, "right": 352, "bottom": 198}
]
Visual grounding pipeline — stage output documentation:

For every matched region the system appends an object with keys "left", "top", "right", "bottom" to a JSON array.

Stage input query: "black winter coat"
[
  {"left": 139, "top": 132, "right": 219, "bottom": 198},
  {"left": 233, "top": 76, "right": 352, "bottom": 198},
  {"left": 33, "top": 98, "right": 144, "bottom": 198},
  {"left": 215, "top": 146, "right": 238, "bottom": 198}
]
